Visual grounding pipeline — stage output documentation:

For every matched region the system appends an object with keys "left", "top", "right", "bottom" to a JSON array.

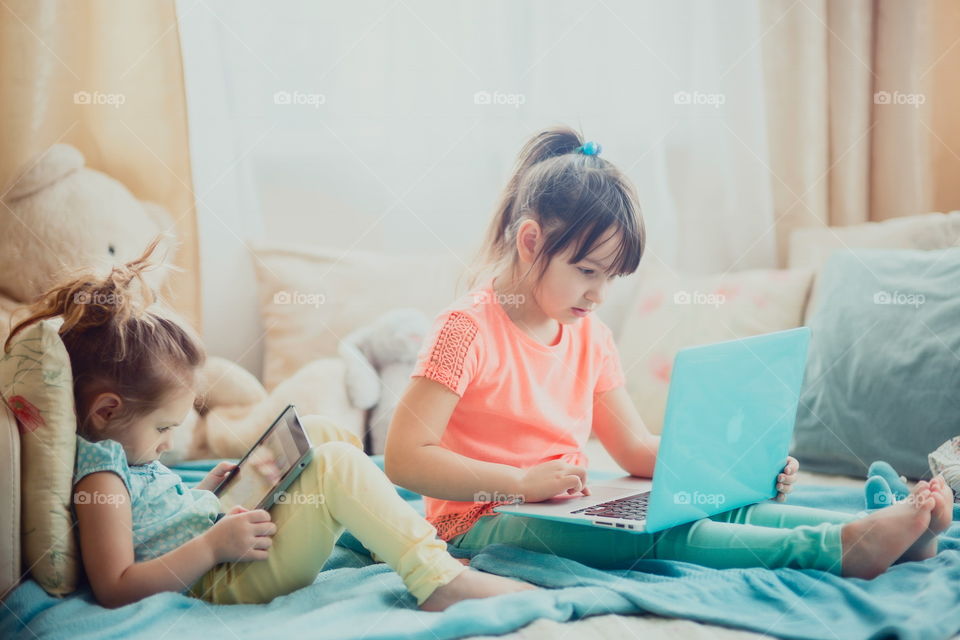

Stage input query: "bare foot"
[
  {"left": 419, "top": 568, "right": 537, "bottom": 612},
  {"left": 841, "top": 488, "right": 934, "bottom": 579},
  {"left": 929, "top": 476, "right": 955, "bottom": 532},
  {"left": 900, "top": 477, "right": 954, "bottom": 562}
]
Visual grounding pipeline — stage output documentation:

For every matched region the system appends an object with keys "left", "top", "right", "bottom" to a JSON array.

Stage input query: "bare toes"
[{"left": 906, "top": 489, "right": 934, "bottom": 511}]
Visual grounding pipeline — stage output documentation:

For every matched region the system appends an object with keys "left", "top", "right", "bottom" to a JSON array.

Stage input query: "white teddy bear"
[
  {"left": 1, "top": 144, "right": 363, "bottom": 461},
  {"left": 339, "top": 308, "right": 430, "bottom": 454}
]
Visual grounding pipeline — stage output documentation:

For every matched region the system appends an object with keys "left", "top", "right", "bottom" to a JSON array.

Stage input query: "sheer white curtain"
[{"left": 177, "top": 0, "right": 776, "bottom": 373}]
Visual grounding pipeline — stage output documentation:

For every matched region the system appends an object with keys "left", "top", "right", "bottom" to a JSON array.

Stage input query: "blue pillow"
[{"left": 791, "top": 248, "right": 960, "bottom": 479}]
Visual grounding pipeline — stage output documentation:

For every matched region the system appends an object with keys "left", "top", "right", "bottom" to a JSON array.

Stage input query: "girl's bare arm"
[
  {"left": 384, "top": 377, "right": 527, "bottom": 501},
  {"left": 76, "top": 472, "right": 276, "bottom": 608},
  {"left": 74, "top": 471, "right": 219, "bottom": 608},
  {"left": 592, "top": 386, "right": 660, "bottom": 477}
]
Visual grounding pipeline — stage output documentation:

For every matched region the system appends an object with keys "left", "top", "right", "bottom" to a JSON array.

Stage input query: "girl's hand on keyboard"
[{"left": 520, "top": 460, "right": 591, "bottom": 503}]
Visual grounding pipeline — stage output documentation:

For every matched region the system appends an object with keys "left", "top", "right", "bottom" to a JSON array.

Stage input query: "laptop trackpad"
[{"left": 594, "top": 475, "right": 654, "bottom": 492}]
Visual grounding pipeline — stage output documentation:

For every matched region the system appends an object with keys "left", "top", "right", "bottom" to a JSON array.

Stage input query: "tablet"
[{"left": 213, "top": 404, "right": 314, "bottom": 511}]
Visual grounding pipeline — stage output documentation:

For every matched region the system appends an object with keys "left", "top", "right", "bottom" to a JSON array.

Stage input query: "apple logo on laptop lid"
[{"left": 726, "top": 408, "right": 745, "bottom": 444}]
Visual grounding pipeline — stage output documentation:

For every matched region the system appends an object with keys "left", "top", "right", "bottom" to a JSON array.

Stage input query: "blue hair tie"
[{"left": 576, "top": 141, "right": 602, "bottom": 156}]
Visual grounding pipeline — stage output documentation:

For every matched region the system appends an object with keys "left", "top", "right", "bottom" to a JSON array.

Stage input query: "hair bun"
[{"left": 4, "top": 238, "right": 162, "bottom": 353}]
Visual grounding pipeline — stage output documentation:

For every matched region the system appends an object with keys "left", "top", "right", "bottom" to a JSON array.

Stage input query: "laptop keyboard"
[{"left": 571, "top": 491, "right": 651, "bottom": 521}]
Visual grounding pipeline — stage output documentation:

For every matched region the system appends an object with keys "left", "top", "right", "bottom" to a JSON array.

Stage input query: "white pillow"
[
  {"left": 788, "top": 211, "right": 960, "bottom": 323},
  {"left": 252, "top": 244, "right": 470, "bottom": 390},
  {"left": 617, "top": 266, "right": 812, "bottom": 434},
  {"left": 789, "top": 211, "right": 960, "bottom": 269}
]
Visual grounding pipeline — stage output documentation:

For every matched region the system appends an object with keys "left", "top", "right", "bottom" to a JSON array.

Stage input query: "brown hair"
[
  {"left": 4, "top": 238, "right": 206, "bottom": 436},
  {"left": 472, "top": 125, "right": 645, "bottom": 288}
]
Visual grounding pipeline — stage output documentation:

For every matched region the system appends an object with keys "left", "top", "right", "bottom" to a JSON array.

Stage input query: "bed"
[{"left": 2, "top": 443, "right": 959, "bottom": 640}]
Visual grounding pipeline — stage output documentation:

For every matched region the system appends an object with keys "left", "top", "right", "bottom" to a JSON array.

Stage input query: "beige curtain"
[
  {"left": 0, "top": 0, "right": 201, "bottom": 329},
  {"left": 760, "top": 0, "right": 960, "bottom": 265}
]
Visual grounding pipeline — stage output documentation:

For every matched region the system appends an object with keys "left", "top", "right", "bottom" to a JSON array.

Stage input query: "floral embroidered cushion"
[
  {"left": 617, "top": 267, "right": 813, "bottom": 434},
  {"left": 0, "top": 318, "right": 78, "bottom": 595}
]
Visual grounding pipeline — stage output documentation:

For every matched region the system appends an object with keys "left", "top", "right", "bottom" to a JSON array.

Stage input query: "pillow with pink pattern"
[
  {"left": 616, "top": 266, "right": 813, "bottom": 434},
  {"left": 0, "top": 318, "right": 78, "bottom": 595}
]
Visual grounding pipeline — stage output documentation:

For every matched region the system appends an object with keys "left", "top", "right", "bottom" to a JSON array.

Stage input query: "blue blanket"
[{"left": 2, "top": 460, "right": 959, "bottom": 640}]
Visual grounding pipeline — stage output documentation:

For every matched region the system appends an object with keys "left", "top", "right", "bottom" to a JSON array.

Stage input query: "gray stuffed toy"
[{"left": 338, "top": 308, "right": 430, "bottom": 454}]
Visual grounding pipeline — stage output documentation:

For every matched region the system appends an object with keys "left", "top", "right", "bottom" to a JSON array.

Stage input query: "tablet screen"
[{"left": 214, "top": 406, "right": 311, "bottom": 511}]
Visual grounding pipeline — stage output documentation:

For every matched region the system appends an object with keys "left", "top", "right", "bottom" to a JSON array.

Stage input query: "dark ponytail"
[
  {"left": 472, "top": 125, "right": 645, "bottom": 288},
  {"left": 482, "top": 127, "right": 584, "bottom": 267}
]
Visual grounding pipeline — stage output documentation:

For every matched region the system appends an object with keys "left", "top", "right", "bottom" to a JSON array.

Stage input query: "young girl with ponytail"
[
  {"left": 5, "top": 240, "right": 532, "bottom": 609},
  {"left": 384, "top": 125, "right": 953, "bottom": 578}
]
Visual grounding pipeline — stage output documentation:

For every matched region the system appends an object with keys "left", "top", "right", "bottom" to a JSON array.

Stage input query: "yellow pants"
[{"left": 189, "top": 416, "right": 466, "bottom": 605}]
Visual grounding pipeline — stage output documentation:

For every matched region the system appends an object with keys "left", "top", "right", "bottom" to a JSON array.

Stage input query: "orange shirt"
[{"left": 410, "top": 282, "right": 625, "bottom": 540}]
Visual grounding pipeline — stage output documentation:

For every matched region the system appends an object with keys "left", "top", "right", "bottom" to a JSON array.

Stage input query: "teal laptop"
[{"left": 495, "top": 327, "right": 811, "bottom": 533}]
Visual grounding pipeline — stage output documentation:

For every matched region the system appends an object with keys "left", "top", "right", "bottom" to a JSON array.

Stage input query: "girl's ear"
[
  {"left": 515, "top": 218, "right": 542, "bottom": 265},
  {"left": 88, "top": 392, "right": 123, "bottom": 434}
]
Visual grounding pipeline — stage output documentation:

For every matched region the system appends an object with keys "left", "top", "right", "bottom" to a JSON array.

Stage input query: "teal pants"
[{"left": 450, "top": 502, "right": 855, "bottom": 574}]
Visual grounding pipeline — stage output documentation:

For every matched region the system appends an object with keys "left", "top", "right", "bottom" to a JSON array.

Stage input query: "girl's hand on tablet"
[
  {"left": 196, "top": 461, "right": 239, "bottom": 492},
  {"left": 203, "top": 508, "right": 276, "bottom": 563}
]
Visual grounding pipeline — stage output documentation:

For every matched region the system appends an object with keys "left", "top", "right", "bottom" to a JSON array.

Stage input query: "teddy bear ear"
[{"left": 4, "top": 144, "right": 85, "bottom": 202}]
